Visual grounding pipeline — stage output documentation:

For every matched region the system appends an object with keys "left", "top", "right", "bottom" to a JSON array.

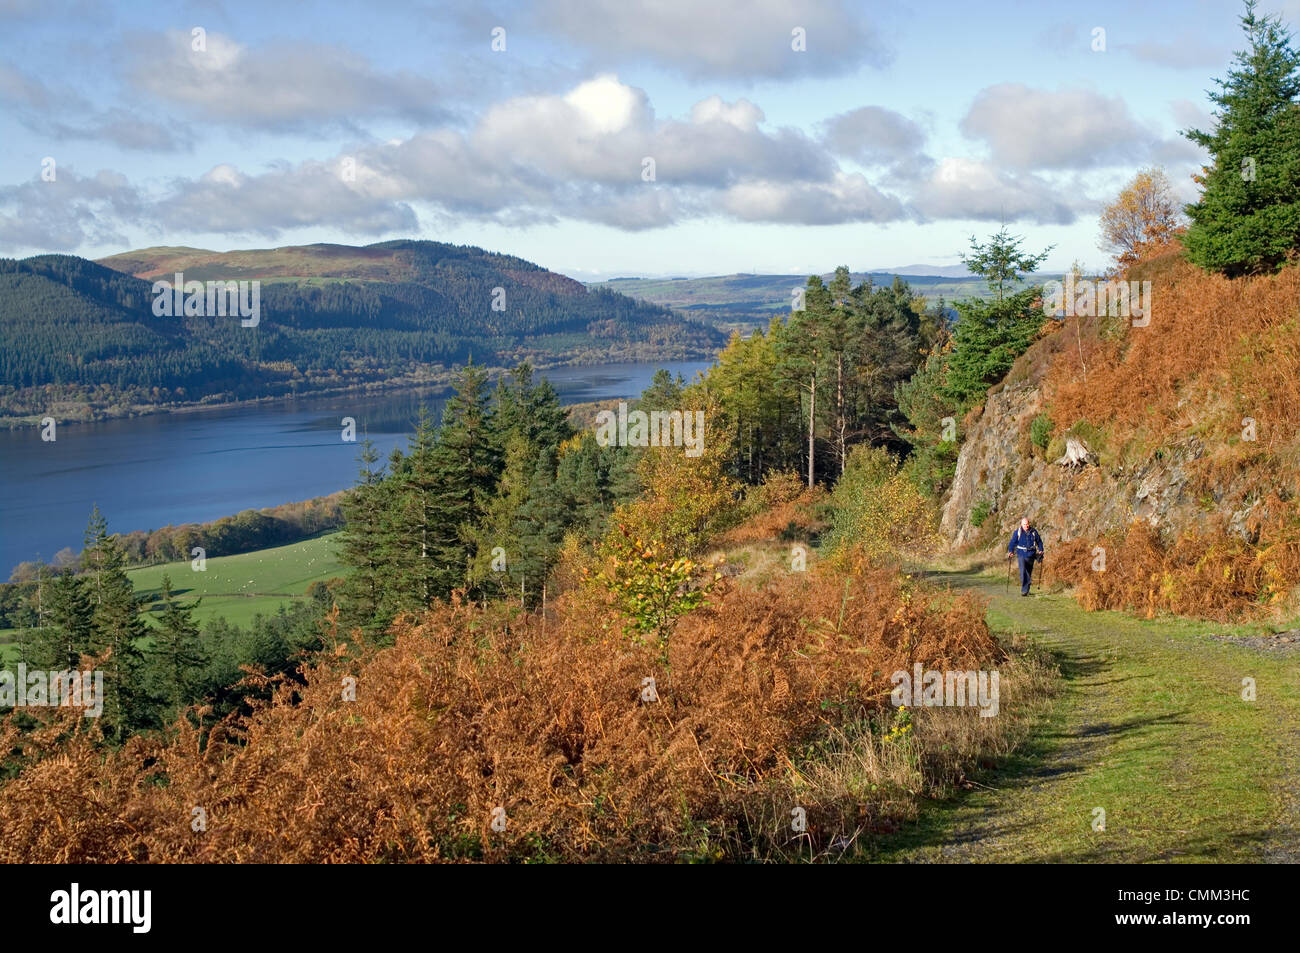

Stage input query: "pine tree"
[
  {"left": 1182, "top": 0, "right": 1300, "bottom": 275},
  {"left": 778, "top": 276, "right": 832, "bottom": 487},
  {"left": 943, "top": 228, "right": 1053, "bottom": 410},
  {"left": 389, "top": 366, "right": 499, "bottom": 611},
  {"left": 82, "top": 509, "right": 149, "bottom": 739},
  {"left": 337, "top": 438, "right": 390, "bottom": 635},
  {"left": 388, "top": 404, "right": 443, "bottom": 615},
  {"left": 34, "top": 569, "right": 94, "bottom": 671},
  {"left": 466, "top": 436, "right": 535, "bottom": 601},
  {"left": 151, "top": 573, "right": 207, "bottom": 713}
]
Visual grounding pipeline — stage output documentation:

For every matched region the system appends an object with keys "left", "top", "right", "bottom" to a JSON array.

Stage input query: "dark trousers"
[{"left": 1017, "top": 554, "right": 1037, "bottom": 594}]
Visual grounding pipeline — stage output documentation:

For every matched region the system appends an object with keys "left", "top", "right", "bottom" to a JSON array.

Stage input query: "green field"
[
  {"left": 128, "top": 532, "right": 346, "bottom": 629},
  {"left": 0, "top": 532, "right": 345, "bottom": 665},
  {"left": 1, "top": 533, "right": 346, "bottom": 664}
]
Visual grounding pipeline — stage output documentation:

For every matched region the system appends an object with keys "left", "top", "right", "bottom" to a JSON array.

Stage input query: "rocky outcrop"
[{"left": 941, "top": 379, "right": 1253, "bottom": 554}]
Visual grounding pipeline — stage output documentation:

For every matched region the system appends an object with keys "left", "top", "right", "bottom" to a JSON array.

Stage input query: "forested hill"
[{"left": 0, "top": 240, "right": 724, "bottom": 422}]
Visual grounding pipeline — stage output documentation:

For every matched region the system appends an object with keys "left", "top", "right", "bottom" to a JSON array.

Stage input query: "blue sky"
[{"left": 1, "top": 0, "right": 1293, "bottom": 278}]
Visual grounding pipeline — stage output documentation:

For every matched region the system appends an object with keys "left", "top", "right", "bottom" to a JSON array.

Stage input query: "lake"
[{"left": 0, "top": 360, "right": 711, "bottom": 574}]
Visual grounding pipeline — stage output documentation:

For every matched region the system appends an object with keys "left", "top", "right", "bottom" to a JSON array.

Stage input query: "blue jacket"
[{"left": 1008, "top": 526, "right": 1044, "bottom": 558}]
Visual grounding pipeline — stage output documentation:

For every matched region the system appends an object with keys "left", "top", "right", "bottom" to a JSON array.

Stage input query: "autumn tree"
[{"left": 1099, "top": 168, "right": 1184, "bottom": 268}]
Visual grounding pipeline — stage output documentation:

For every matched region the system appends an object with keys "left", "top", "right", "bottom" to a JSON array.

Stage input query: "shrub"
[
  {"left": 0, "top": 559, "right": 1002, "bottom": 862},
  {"left": 823, "top": 446, "right": 938, "bottom": 562},
  {"left": 1029, "top": 413, "right": 1053, "bottom": 451},
  {"left": 1050, "top": 496, "right": 1300, "bottom": 620},
  {"left": 590, "top": 524, "right": 719, "bottom": 652},
  {"left": 969, "top": 499, "right": 992, "bottom": 529}
]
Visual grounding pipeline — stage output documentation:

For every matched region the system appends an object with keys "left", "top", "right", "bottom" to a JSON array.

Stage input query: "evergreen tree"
[
  {"left": 424, "top": 363, "right": 498, "bottom": 596},
  {"left": 1182, "top": 0, "right": 1300, "bottom": 275},
  {"left": 555, "top": 434, "right": 617, "bottom": 538},
  {"left": 493, "top": 362, "right": 573, "bottom": 454},
  {"left": 151, "top": 573, "right": 207, "bottom": 713},
  {"left": 35, "top": 569, "right": 94, "bottom": 671},
  {"left": 466, "top": 436, "right": 535, "bottom": 601},
  {"left": 943, "top": 228, "right": 1052, "bottom": 410},
  {"left": 514, "top": 445, "right": 568, "bottom": 602},
  {"left": 779, "top": 276, "right": 833, "bottom": 487},
  {"left": 390, "top": 366, "right": 499, "bottom": 610},
  {"left": 337, "top": 438, "right": 390, "bottom": 635},
  {"left": 82, "top": 509, "right": 149, "bottom": 739},
  {"left": 388, "top": 404, "right": 443, "bottom": 615},
  {"left": 639, "top": 368, "right": 686, "bottom": 409}
]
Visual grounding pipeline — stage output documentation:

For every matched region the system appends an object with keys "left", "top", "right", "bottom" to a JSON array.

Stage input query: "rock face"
[
  {"left": 940, "top": 378, "right": 1248, "bottom": 553},
  {"left": 941, "top": 381, "right": 1040, "bottom": 548}
]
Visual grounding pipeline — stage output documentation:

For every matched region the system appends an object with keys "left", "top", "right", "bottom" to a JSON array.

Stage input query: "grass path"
[{"left": 872, "top": 568, "right": 1300, "bottom": 863}]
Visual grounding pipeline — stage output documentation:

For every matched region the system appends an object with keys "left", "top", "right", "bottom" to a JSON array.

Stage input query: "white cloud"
[
  {"left": 960, "top": 84, "right": 1151, "bottom": 170},
  {"left": 126, "top": 30, "right": 449, "bottom": 131},
  {"left": 720, "top": 171, "right": 905, "bottom": 224},
  {"left": 0, "top": 168, "right": 146, "bottom": 252},
  {"left": 530, "top": 0, "right": 891, "bottom": 79},
  {"left": 821, "top": 106, "right": 930, "bottom": 172},
  {"left": 0, "top": 64, "right": 187, "bottom": 151},
  {"left": 690, "top": 95, "right": 764, "bottom": 131},
  {"left": 909, "top": 158, "right": 1080, "bottom": 225}
]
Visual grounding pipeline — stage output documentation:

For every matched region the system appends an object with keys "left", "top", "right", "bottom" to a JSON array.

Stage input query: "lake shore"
[
  {"left": 0, "top": 358, "right": 713, "bottom": 572},
  {"left": 0, "top": 347, "right": 717, "bottom": 430}
]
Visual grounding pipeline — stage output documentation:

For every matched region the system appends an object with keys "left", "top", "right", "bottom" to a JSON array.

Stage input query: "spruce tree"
[
  {"left": 389, "top": 404, "right": 443, "bottom": 615},
  {"left": 494, "top": 363, "right": 573, "bottom": 454},
  {"left": 515, "top": 445, "right": 568, "bottom": 600},
  {"left": 389, "top": 366, "right": 499, "bottom": 611},
  {"left": 1182, "top": 0, "right": 1300, "bottom": 275},
  {"left": 423, "top": 363, "right": 498, "bottom": 598},
  {"left": 555, "top": 434, "right": 610, "bottom": 538},
  {"left": 639, "top": 368, "right": 685, "bottom": 410},
  {"left": 151, "top": 573, "right": 207, "bottom": 713},
  {"left": 337, "top": 438, "right": 390, "bottom": 635},
  {"left": 943, "top": 228, "right": 1052, "bottom": 410},
  {"left": 466, "top": 436, "right": 534, "bottom": 601},
  {"left": 82, "top": 509, "right": 149, "bottom": 739},
  {"left": 36, "top": 569, "right": 94, "bottom": 671}
]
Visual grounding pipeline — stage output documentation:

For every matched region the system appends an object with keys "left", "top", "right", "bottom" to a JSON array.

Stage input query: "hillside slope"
[
  {"left": 0, "top": 241, "right": 723, "bottom": 421},
  {"left": 942, "top": 248, "right": 1300, "bottom": 616}
]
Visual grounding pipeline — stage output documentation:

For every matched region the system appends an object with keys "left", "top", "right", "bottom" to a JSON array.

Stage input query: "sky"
[{"left": 1, "top": 0, "right": 1295, "bottom": 279}]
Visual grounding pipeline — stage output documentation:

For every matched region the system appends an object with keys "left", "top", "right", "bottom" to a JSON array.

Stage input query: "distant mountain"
[
  {"left": 0, "top": 240, "right": 723, "bottom": 422},
  {"left": 879, "top": 264, "right": 976, "bottom": 278},
  {"left": 588, "top": 270, "right": 1042, "bottom": 332}
]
